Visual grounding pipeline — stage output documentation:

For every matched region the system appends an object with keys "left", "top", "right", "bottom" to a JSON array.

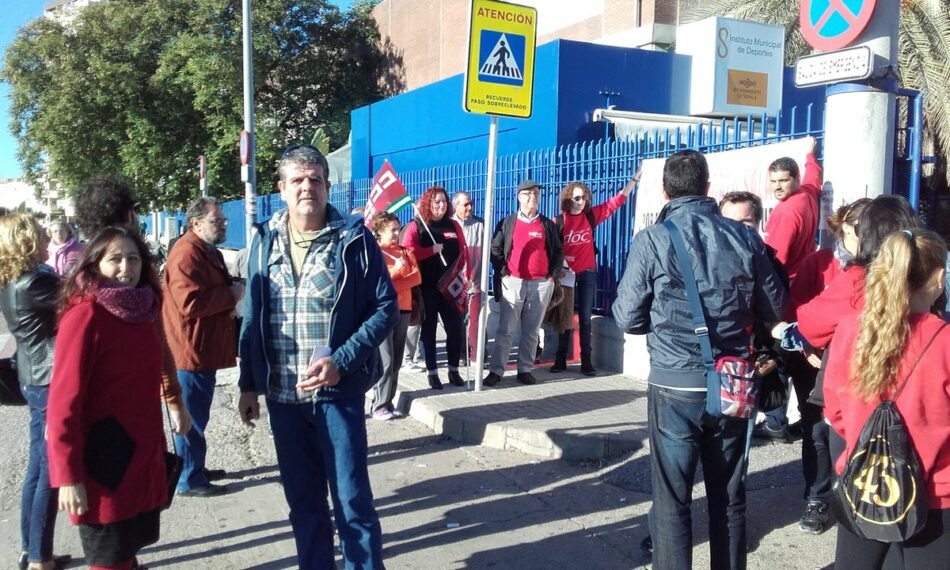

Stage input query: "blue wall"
[{"left": 350, "top": 39, "right": 827, "bottom": 178}]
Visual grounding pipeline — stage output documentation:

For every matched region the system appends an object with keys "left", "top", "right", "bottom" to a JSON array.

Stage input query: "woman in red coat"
[
  {"left": 824, "top": 229, "right": 950, "bottom": 568},
  {"left": 47, "top": 227, "right": 169, "bottom": 570}
]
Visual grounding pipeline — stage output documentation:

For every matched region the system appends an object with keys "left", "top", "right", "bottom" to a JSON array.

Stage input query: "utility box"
[{"left": 676, "top": 17, "right": 785, "bottom": 117}]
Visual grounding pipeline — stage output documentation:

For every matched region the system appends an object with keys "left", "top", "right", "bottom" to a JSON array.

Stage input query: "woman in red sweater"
[
  {"left": 371, "top": 212, "right": 421, "bottom": 419},
  {"left": 824, "top": 229, "right": 950, "bottom": 568},
  {"left": 47, "top": 228, "right": 169, "bottom": 570},
  {"left": 549, "top": 173, "right": 638, "bottom": 375}
]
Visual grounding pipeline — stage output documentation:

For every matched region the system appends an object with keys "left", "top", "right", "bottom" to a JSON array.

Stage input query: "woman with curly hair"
[
  {"left": 0, "top": 214, "right": 71, "bottom": 570},
  {"left": 401, "top": 187, "right": 469, "bottom": 389},
  {"left": 824, "top": 229, "right": 950, "bottom": 568},
  {"left": 550, "top": 174, "right": 638, "bottom": 375},
  {"left": 47, "top": 227, "right": 173, "bottom": 570}
]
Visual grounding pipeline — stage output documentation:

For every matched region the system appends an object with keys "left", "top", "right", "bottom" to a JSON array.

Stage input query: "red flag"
[
  {"left": 437, "top": 254, "right": 470, "bottom": 314},
  {"left": 363, "top": 161, "right": 413, "bottom": 228}
]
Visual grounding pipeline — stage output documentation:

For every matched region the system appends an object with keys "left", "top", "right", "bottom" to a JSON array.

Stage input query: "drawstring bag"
[{"left": 830, "top": 323, "right": 945, "bottom": 542}]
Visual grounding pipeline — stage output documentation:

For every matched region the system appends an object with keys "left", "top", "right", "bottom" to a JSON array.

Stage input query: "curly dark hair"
[
  {"left": 415, "top": 186, "right": 452, "bottom": 224},
  {"left": 372, "top": 211, "right": 400, "bottom": 237},
  {"left": 559, "top": 181, "right": 593, "bottom": 213},
  {"left": 74, "top": 175, "right": 138, "bottom": 238}
]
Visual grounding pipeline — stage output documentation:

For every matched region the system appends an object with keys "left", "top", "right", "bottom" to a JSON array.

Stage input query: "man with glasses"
[
  {"left": 237, "top": 145, "right": 397, "bottom": 569},
  {"left": 162, "top": 196, "right": 243, "bottom": 497},
  {"left": 452, "top": 191, "right": 485, "bottom": 364},
  {"left": 484, "top": 180, "right": 563, "bottom": 386}
]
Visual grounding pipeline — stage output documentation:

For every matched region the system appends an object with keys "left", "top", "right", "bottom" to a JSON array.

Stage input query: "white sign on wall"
[
  {"left": 675, "top": 17, "right": 785, "bottom": 117},
  {"left": 633, "top": 138, "right": 817, "bottom": 237}
]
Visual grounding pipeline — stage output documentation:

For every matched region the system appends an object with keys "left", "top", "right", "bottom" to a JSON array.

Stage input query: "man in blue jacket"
[
  {"left": 613, "top": 150, "right": 786, "bottom": 569},
  {"left": 238, "top": 145, "right": 398, "bottom": 569}
]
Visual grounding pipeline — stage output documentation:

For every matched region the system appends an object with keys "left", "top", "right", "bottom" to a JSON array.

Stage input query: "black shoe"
[
  {"left": 752, "top": 421, "right": 790, "bottom": 443},
  {"left": 580, "top": 356, "right": 597, "bottom": 376},
  {"left": 205, "top": 468, "right": 227, "bottom": 481},
  {"left": 534, "top": 345, "right": 543, "bottom": 364},
  {"left": 19, "top": 553, "right": 71, "bottom": 570},
  {"left": 427, "top": 374, "right": 444, "bottom": 390},
  {"left": 447, "top": 370, "right": 465, "bottom": 387},
  {"left": 178, "top": 483, "right": 228, "bottom": 497},
  {"left": 640, "top": 535, "right": 653, "bottom": 555},
  {"left": 516, "top": 372, "right": 537, "bottom": 385},
  {"left": 483, "top": 372, "right": 502, "bottom": 387},
  {"left": 799, "top": 499, "right": 832, "bottom": 534},
  {"left": 549, "top": 358, "right": 567, "bottom": 373}
]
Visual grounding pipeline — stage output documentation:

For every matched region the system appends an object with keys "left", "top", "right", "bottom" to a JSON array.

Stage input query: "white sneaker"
[{"left": 372, "top": 409, "right": 395, "bottom": 421}]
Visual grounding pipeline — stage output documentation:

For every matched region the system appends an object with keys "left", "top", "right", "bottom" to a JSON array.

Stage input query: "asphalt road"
[{"left": 0, "top": 380, "right": 838, "bottom": 569}]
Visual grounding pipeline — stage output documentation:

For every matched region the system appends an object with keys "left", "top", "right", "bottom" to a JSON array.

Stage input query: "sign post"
[
  {"left": 241, "top": 0, "right": 257, "bottom": 247},
  {"left": 198, "top": 154, "right": 207, "bottom": 197},
  {"left": 798, "top": 0, "right": 899, "bottom": 208},
  {"left": 464, "top": 0, "right": 537, "bottom": 391}
]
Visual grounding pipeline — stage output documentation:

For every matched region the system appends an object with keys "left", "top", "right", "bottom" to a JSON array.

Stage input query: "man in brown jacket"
[{"left": 162, "top": 196, "right": 243, "bottom": 497}]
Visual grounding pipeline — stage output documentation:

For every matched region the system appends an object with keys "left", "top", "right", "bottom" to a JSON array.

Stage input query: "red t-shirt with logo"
[
  {"left": 508, "top": 217, "right": 549, "bottom": 279},
  {"left": 561, "top": 193, "right": 628, "bottom": 272}
]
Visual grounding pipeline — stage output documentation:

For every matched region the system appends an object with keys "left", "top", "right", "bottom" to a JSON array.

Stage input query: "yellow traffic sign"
[{"left": 463, "top": 0, "right": 537, "bottom": 119}]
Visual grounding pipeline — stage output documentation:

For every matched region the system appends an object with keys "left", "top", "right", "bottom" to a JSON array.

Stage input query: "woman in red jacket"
[
  {"left": 47, "top": 227, "right": 169, "bottom": 570},
  {"left": 824, "top": 229, "right": 950, "bottom": 568},
  {"left": 550, "top": 174, "right": 638, "bottom": 375},
  {"left": 371, "top": 212, "right": 421, "bottom": 419}
]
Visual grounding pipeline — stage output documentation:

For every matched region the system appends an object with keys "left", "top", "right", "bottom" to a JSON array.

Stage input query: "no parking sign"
[{"left": 800, "top": 0, "right": 877, "bottom": 52}]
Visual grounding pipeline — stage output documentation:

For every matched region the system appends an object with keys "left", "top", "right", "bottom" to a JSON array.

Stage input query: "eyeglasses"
[
  {"left": 571, "top": 196, "right": 586, "bottom": 203},
  {"left": 519, "top": 190, "right": 539, "bottom": 196},
  {"left": 458, "top": 202, "right": 472, "bottom": 207},
  {"left": 280, "top": 144, "right": 322, "bottom": 159}
]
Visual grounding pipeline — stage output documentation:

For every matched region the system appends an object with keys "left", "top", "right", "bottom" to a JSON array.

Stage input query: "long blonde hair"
[
  {"left": 0, "top": 214, "right": 45, "bottom": 287},
  {"left": 851, "top": 229, "right": 947, "bottom": 400}
]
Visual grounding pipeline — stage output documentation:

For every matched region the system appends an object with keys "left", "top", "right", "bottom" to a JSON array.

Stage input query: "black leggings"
[
  {"left": 420, "top": 285, "right": 463, "bottom": 373},
  {"left": 834, "top": 508, "right": 950, "bottom": 569}
]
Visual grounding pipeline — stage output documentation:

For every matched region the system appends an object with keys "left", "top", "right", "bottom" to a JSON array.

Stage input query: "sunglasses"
[
  {"left": 571, "top": 196, "right": 586, "bottom": 203},
  {"left": 280, "top": 144, "right": 321, "bottom": 159}
]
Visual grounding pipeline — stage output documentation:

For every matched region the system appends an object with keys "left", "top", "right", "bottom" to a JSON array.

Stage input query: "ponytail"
[{"left": 851, "top": 229, "right": 947, "bottom": 400}]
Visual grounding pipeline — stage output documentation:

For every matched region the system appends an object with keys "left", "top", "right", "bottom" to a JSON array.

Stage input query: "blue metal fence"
[{"left": 151, "top": 105, "right": 823, "bottom": 315}]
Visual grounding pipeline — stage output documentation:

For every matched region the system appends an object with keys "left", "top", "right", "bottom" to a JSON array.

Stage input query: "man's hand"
[
  {"left": 297, "top": 357, "right": 342, "bottom": 392},
  {"left": 755, "top": 357, "right": 778, "bottom": 377},
  {"left": 239, "top": 392, "right": 260, "bottom": 427},
  {"left": 230, "top": 282, "right": 245, "bottom": 302},
  {"left": 169, "top": 406, "right": 192, "bottom": 435},
  {"left": 804, "top": 349, "right": 823, "bottom": 369},
  {"left": 59, "top": 483, "right": 88, "bottom": 516}
]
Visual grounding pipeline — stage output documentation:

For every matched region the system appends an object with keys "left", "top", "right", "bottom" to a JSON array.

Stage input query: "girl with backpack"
[{"left": 823, "top": 229, "right": 950, "bottom": 568}]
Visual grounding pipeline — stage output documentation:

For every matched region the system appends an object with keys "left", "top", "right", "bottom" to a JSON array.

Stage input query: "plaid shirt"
[{"left": 265, "top": 208, "right": 344, "bottom": 403}]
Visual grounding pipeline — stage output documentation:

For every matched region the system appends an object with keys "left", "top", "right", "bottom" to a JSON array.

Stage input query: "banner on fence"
[
  {"left": 633, "top": 138, "right": 822, "bottom": 237},
  {"left": 363, "top": 161, "right": 413, "bottom": 228}
]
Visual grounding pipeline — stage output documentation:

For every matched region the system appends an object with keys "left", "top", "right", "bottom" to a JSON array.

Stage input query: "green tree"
[
  {"left": 682, "top": 0, "right": 950, "bottom": 185},
  {"left": 2, "top": 0, "right": 394, "bottom": 209}
]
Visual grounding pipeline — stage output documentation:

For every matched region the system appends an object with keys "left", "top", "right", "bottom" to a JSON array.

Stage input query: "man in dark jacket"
[
  {"left": 238, "top": 145, "right": 398, "bottom": 570},
  {"left": 612, "top": 150, "right": 786, "bottom": 569},
  {"left": 162, "top": 196, "right": 243, "bottom": 497},
  {"left": 483, "top": 180, "right": 563, "bottom": 387}
]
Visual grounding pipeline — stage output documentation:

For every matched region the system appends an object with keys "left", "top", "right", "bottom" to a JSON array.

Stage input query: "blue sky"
[{"left": 0, "top": 0, "right": 354, "bottom": 180}]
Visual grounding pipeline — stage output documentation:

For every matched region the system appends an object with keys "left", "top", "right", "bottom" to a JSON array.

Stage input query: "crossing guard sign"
[{"left": 464, "top": 0, "right": 537, "bottom": 118}]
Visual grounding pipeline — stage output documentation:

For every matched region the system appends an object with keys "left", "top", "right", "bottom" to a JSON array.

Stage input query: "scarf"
[{"left": 93, "top": 284, "right": 160, "bottom": 323}]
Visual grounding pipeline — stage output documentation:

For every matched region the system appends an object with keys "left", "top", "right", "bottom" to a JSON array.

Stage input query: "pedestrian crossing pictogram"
[{"left": 478, "top": 30, "right": 526, "bottom": 86}]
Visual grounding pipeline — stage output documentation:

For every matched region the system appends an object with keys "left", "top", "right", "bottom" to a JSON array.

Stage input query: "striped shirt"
[{"left": 265, "top": 208, "right": 344, "bottom": 403}]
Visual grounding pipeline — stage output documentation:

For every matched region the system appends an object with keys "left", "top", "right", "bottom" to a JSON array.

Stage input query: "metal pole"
[
  {"left": 474, "top": 115, "right": 499, "bottom": 392},
  {"left": 242, "top": 0, "right": 257, "bottom": 246}
]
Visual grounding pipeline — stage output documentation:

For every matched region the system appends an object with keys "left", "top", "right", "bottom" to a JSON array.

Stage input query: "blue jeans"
[
  {"left": 21, "top": 384, "right": 58, "bottom": 563},
  {"left": 648, "top": 385, "right": 749, "bottom": 570},
  {"left": 174, "top": 370, "right": 217, "bottom": 492},
  {"left": 267, "top": 397, "right": 384, "bottom": 570}
]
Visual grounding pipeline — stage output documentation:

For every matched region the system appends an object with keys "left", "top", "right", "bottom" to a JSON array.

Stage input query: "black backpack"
[
  {"left": 555, "top": 209, "right": 599, "bottom": 256},
  {"left": 831, "top": 323, "right": 946, "bottom": 543}
]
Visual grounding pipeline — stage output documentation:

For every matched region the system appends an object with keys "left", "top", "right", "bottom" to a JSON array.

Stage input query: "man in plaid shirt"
[{"left": 238, "top": 145, "right": 398, "bottom": 569}]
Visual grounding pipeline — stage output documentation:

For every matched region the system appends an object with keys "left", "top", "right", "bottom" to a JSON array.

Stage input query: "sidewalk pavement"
[{"left": 222, "top": 359, "right": 648, "bottom": 462}]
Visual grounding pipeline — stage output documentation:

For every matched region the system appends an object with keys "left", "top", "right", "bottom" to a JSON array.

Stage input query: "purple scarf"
[{"left": 93, "top": 284, "right": 160, "bottom": 323}]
